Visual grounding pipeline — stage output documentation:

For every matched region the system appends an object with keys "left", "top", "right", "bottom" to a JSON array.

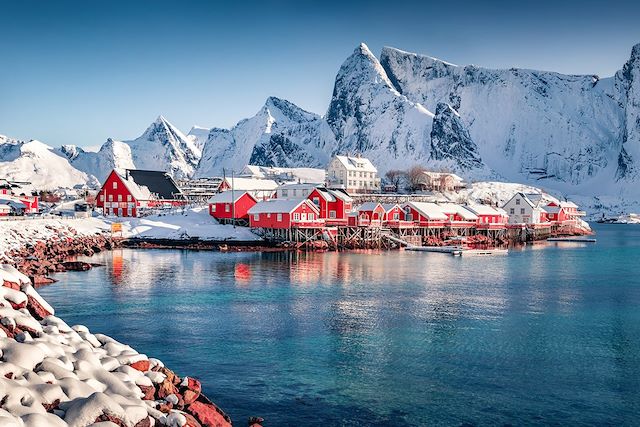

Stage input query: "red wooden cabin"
[
  {"left": 208, "top": 191, "right": 257, "bottom": 223},
  {"left": 248, "top": 199, "right": 323, "bottom": 229},
  {"left": 307, "top": 187, "right": 353, "bottom": 224},
  {"left": 96, "top": 169, "right": 186, "bottom": 217},
  {"left": 402, "top": 202, "right": 448, "bottom": 227}
]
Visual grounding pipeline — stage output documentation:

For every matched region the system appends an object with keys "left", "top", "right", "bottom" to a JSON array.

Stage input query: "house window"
[
  {"left": 301, "top": 213, "right": 307, "bottom": 221},
  {"left": 211, "top": 205, "right": 216, "bottom": 212},
  {"left": 113, "top": 181, "right": 117, "bottom": 189},
  {"left": 127, "top": 207, "right": 132, "bottom": 216},
  {"left": 108, "top": 194, "right": 113, "bottom": 202},
  {"left": 308, "top": 213, "right": 314, "bottom": 220},
  {"left": 118, "top": 195, "right": 122, "bottom": 202},
  {"left": 294, "top": 213, "right": 300, "bottom": 221},
  {"left": 225, "top": 204, "right": 230, "bottom": 212},
  {"left": 313, "top": 197, "right": 320, "bottom": 206},
  {"left": 510, "top": 208, "right": 515, "bottom": 214},
  {"left": 100, "top": 194, "right": 104, "bottom": 201},
  {"left": 293, "top": 189, "right": 297, "bottom": 197},
  {"left": 515, "top": 199, "right": 520, "bottom": 205},
  {"left": 330, "top": 210, "right": 336, "bottom": 219},
  {"left": 393, "top": 213, "right": 399, "bottom": 220},
  {"left": 277, "top": 213, "right": 282, "bottom": 222},
  {"left": 127, "top": 195, "right": 131, "bottom": 202},
  {"left": 267, "top": 213, "right": 271, "bottom": 218},
  {"left": 282, "top": 189, "right": 288, "bottom": 197},
  {"left": 520, "top": 208, "right": 525, "bottom": 214},
  {"left": 254, "top": 213, "right": 259, "bottom": 221}
]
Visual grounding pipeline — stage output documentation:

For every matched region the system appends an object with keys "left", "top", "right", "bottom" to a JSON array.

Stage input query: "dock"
[
  {"left": 547, "top": 237, "right": 596, "bottom": 243},
  {"left": 405, "top": 245, "right": 464, "bottom": 255}
]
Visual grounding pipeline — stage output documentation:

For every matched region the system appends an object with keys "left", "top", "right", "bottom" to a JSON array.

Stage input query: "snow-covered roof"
[
  {"left": 438, "top": 203, "right": 479, "bottom": 220},
  {"left": 465, "top": 203, "right": 506, "bottom": 216},
  {"left": 223, "top": 177, "right": 279, "bottom": 191},
  {"left": 333, "top": 155, "right": 377, "bottom": 173},
  {"left": 523, "top": 192, "right": 544, "bottom": 207},
  {"left": 404, "top": 202, "right": 448, "bottom": 220},
  {"left": 422, "top": 171, "right": 464, "bottom": 182},
  {"left": 357, "top": 202, "right": 383, "bottom": 212},
  {"left": 113, "top": 171, "right": 154, "bottom": 201},
  {"left": 381, "top": 203, "right": 400, "bottom": 212},
  {"left": 327, "top": 188, "right": 352, "bottom": 202},
  {"left": 0, "top": 196, "right": 27, "bottom": 210},
  {"left": 543, "top": 205, "right": 561, "bottom": 214},
  {"left": 207, "top": 191, "right": 255, "bottom": 204},
  {"left": 559, "top": 201, "right": 578, "bottom": 208},
  {"left": 248, "top": 199, "right": 319, "bottom": 215}
]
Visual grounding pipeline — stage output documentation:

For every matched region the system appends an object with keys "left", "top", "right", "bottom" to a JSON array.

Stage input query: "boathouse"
[
  {"left": 402, "top": 202, "right": 448, "bottom": 226},
  {"left": 465, "top": 203, "right": 509, "bottom": 226},
  {"left": 307, "top": 187, "right": 353, "bottom": 224},
  {"left": 351, "top": 202, "right": 386, "bottom": 227},
  {"left": 248, "top": 199, "right": 322, "bottom": 229},
  {"left": 208, "top": 191, "right": 257, "bottom": 225},
  {"left": 96, "top": 169, "right": 186, "bottom": 217}
]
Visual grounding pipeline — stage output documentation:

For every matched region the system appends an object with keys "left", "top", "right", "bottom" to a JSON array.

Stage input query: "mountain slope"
[
  {"left": 378, "top": 46, "right": 625, "bottom": 189},
  {"left": 196, "top": 97, "right": 336, "bottom": 177},
  {"left": 0, "top": 139, "right": 96, "bottom": 189},
  {"left": 430, "top": 102, "right": 484, "bottom": 171},
  {"left": 124, "top": 116, "right": 201, "bottom": 179},
  {"left": 70, "top": 138, "right": 136, "bottom": 182},
  {"left": 326, "top": 43, "right": 435, "bottom": 170},
  {"left": 614, "top": 44, "right": 640, "bottom": 181}
]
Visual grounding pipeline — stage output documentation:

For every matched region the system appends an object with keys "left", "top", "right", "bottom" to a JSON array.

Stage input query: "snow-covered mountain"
[
  {"left": 378, "top": 45, "right": 628, "bottom": 191},
  {"left": 123, "top": 116, "right": 201, "bottom": 179},
  {"left": 0, "top": 138, "right": 96, "bottom": 189},
  {"left": 186, "top": 126, "right": 210, "bottom": 151},
  {"left": 195, "top": 96, "right": 336, "bottom": 177},
  {"left": 69, "top": 138, "right": 135, "bottom": 182},
  {"left": 325, "top": 44, "right": 436, "bottom": 170}
]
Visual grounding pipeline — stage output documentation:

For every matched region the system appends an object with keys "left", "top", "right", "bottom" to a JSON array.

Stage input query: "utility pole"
[{"left": 231, "top": 169, "right": 236, "bottom": 228}]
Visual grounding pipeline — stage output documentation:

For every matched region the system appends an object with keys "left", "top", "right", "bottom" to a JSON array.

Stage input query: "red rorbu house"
[
  {"left": 544, "top": 201, "right": 585, "bottom": 225},
  {"left": 402, "top": 202, "right": 448, "bottom": 228},
  {"left": 465, "top": 203, "right": 509, "bottom": 229},
  {"left": 307, "top": 187, "right": 353, "bottom": 225},
  {"left": 349, "top": 202, "right": 386, "bottom": 227},
  {"left": 437, "top": 203, "right": 479, "bottom": 228},
  {"left": 382, "top": 203, "right": 414, "bottom": 228},
  {"left": 208, "top": 191, "right": 257, "bottom": 224},
  {"left": 248, "top": 199, "right": 323, "bottom": 229},
  {"left": 96, "top": 169, "right": 187, "bottom": 217},
  {"left": 0, "top": 179, "right": 38, "bottom": 214}
]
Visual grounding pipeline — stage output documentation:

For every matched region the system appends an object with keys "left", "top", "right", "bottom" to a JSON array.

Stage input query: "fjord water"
[{"left": 41, "top": 224, "right": 640, "bottom": 426}]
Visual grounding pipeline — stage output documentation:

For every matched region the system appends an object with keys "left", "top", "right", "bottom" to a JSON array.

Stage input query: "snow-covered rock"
[
  {"left": 430, "top": 102, "right": 484, "bottom": 171},
  {"left": 614, "top": 43, "right": 640, "bottom": 181},
  {"left": 186, "top": 126, "right": 210, "bottom": 151}
]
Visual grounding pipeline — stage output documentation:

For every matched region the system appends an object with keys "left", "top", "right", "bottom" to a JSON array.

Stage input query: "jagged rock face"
[
  {"left": 430, "top": 103, "right": 483, "bottom": 170},
  {"left": 326, "top": 44, "right": 435, "bottom": 170},
  {"left": 57, "top": 145, "right": 84, "bottom": 161},
  {"left": 70, "top": 138, "right": 136, "bottom": 182},
  {"left": 125, "top": 116, "right": 201, "bottom": 179},
  {"left": 196, "top": 97, "right": 335, "bottom": 177},
  {"left": 186, "top": 126, "right": 210, "bottom": 151},
  {"left": 379, "top": 46, "right": 624, "bottom": 185},
  {"left": 615, "top": 44, "right": 640, "bottom": 180}
]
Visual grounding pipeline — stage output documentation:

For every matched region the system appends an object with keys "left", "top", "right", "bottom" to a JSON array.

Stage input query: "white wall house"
[
  {"left": 502, "top": 192, "right": 547, "bottom": 224},
  {"left": 326, "top": 155, "right": 380, "bottom": 194}
]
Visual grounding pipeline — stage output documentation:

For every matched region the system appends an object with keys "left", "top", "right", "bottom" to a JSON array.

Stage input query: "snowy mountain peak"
[
  {"left": 126, "top": 116, "right": 201, "bottom": 178},
  {"left": 430, "top": 102, "right": 484, "bottom": 171}
]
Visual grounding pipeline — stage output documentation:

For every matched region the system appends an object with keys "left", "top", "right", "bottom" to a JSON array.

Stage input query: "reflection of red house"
[
  {"left": 96, "top": 169, "right": 186, "bottom": 217},
  {"left": 307, "top": 187, "right": 353, "bottom": 224},
  {"left": 208, "top": 191, "right": 257, "bottom": 223},
  {"left": 248, "top": 199, "right": 322, "bottom": 229}
]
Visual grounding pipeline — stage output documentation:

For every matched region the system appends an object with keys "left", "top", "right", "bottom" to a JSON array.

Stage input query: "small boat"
[
  {"left": 406, "top": 245, "right": 463, "bottom": 254},
  {"left": 547, "top": 237, "right": 597, "bottom": 243}
]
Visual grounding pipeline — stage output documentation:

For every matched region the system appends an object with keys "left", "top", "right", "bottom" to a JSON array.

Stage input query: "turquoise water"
[{"left": 40, "top": 224, "right": 640, "bottom": 426}]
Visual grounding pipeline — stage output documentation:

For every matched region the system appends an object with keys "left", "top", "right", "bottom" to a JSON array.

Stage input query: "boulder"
[
  {"left": 188, "top": 401, "right": 232, "bottom": 427},
  {"left": 130, "top": 360, "right": 150, "bottom": 372}
]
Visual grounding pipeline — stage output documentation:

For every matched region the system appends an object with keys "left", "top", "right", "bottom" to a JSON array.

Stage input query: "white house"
[
  {"left": 419, "top": 171, "right": 466, "bottom": 192},
  {"left": 275, "top": 183, "right": 318, "bottom": 199},
  {"left": 326, "top": 155, "right": 380, "bottom": 194},
  {"left": 502, "top": 192, "right": 548, "bottom": 224}
]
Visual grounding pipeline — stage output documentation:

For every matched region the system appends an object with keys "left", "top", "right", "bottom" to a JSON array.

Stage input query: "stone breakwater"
[
  {"left": 0, "top": 264, "right": 245, "bottom": 427},
  {"left": 6, "top": 234, "right": 116, "bottom": 286}
]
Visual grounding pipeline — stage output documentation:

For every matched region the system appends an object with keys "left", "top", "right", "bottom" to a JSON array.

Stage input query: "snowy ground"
[
  {"left": 105, "top": 207, "right": 260, "bottom": 241},
  {"left": 0, "top": 208, "right": 260, "bottom": 259}
]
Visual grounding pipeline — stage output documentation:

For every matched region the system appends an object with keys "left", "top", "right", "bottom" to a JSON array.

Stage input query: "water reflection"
[{"left": 44, "top": 224, "right": 640, "bottom": 426}]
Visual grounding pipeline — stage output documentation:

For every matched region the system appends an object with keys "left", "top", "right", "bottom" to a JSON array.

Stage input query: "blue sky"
[{"left": 1, "top": 0, "right": 639, "bottom": 149}]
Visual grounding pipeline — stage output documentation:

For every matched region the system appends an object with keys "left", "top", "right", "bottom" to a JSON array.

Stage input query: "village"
[{"left": 1, "top": 154, "right": 590, "bottom": 250}]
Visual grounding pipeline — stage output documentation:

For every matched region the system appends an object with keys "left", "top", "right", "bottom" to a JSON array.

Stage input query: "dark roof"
[{"left": 126, "top": 169, "right": 185, "bottom": 200}]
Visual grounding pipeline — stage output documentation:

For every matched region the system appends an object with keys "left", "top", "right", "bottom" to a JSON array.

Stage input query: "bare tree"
[
  {"left": 384, "top": 170, "right": 405, "bottom": 192},
  {"left": 406, "top": 165, "right": 427, "bottom": 191}
]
